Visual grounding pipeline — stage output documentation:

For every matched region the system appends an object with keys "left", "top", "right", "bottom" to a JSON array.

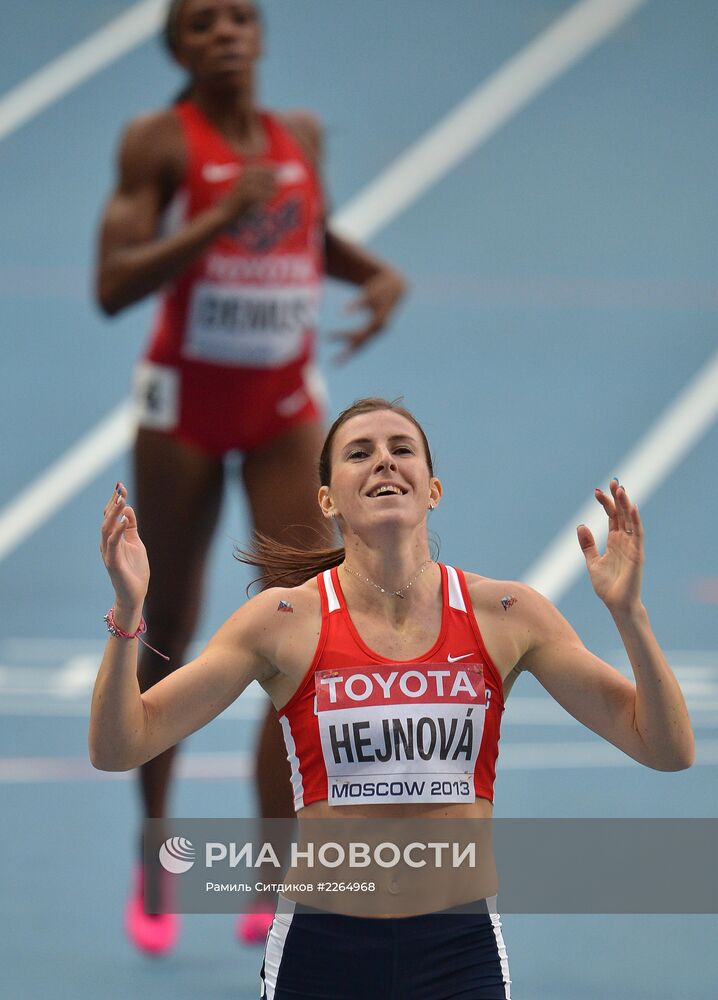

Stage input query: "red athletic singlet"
[
  {"left": 278, "top": 565, "right": 505, "bottom": 811},
  {"left": 134, "top": 101, "right": 326, "bottom": 454}
]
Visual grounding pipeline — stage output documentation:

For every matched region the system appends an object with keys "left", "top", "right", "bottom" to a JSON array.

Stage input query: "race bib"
[
  {"left": 315, "top": 663, "right": 486, "bottom": 806},
  {"left": 132, "top": 361, "right": 179, "bottom": 431},
  {"left": 184, "top": 282, "right": 320, "bottom": 368}
]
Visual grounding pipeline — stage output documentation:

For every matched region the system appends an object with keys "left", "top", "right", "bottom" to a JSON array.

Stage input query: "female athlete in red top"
[
  {"left": 95, "top": 0, "right": 405, "bottom": 951},
  {"left": 277, "top": 562, "right": 506, "bottom": 811},
  {"left": 91, "top": 398, "right": 694, "bottom": 997}
]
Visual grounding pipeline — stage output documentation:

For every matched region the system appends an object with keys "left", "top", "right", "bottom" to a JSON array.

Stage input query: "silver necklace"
[{"left": 342, "top": 559, "right": 432, "bottom": 599}]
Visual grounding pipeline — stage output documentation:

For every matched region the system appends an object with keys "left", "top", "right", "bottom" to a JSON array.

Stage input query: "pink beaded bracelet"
[{"left": 104, "top": 607, "right": 169, "bottom": 661}]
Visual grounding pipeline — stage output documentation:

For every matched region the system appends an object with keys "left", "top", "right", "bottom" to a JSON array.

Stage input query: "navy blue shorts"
[{"left": 260, "top": 897, "right": 511, "bottom": 999}]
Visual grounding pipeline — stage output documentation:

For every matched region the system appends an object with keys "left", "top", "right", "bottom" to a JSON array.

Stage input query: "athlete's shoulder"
[
  {"left": 229, "top": 576, "right": 322, "bottom": 630},
  {"left": 224, "top": 577, "right": 322, "bottom": 676},
  {"left": 120, "top": 107, "right": 182, "bottom": 151},
  {"left": 277, "top": 108, "right": 323, "bottom": 167},
  {"left": 460, "top": 573, "right": 556, "bottom": 682},
  {"left": 116, "top": 107, "right": 185, "bottom": 189},
  {"left": 461, "top": 571, "right": 546, "bottom": 620},
  {"left": 265, "top": 576, "right": 323, "bottom": 615}
]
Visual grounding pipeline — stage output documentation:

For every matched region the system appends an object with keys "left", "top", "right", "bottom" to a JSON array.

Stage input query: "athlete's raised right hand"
[
  {"left": 220, "top": 164, "right": 278, "bottom": 223},
  {"left": 100, "top": 483, "right": 149, "bottom": 620}
]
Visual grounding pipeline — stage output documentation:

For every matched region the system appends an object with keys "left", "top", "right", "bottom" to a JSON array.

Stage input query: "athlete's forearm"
[
  {"left": 88, "top": 605, "right": 148, "bottom": 771},
  {"left": 612, "top": 603, "right": 694, "bottom": 770},
  {"left": 98, "top": 201, "right": 235, "bottom": 315},
  {"left": 324, "top": 229, "right": 399, "bottom": 286}
]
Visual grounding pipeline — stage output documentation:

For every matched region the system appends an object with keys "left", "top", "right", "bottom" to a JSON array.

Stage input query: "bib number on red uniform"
[
  {"left": 315, "top": 663, "right": 486, "bottom": 806},
  {"left": 184, "top": 282, "right": 320, "bottom": 368}
]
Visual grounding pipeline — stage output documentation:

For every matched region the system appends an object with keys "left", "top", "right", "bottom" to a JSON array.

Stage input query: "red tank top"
[
  {"left": 278, "top": 564, "right": 505, "bottom": 810},
  {"left": 146, "top": 101, "right": 324, "bottom": 370}
]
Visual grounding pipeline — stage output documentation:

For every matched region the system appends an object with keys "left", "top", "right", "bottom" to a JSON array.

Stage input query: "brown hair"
[
  {"left": 163, "top": 0, "right": 263, "bottom": 56},
  {"left": 235, "top": 397, "right": 436, "bottom": 592},
  {"left": 163, "top": 0, "right": 186, "bottom": 55}
]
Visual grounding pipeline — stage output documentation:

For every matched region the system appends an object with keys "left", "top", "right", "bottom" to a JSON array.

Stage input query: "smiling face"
[
  {"left": 319, "top": 410, "right": 442, "bottom": 536},
  {"left": 168, "top": 0, "right": 262, "bottom": 84}
]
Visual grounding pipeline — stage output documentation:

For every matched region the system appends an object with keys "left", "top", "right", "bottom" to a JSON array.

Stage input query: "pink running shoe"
[
  {"left": 125, "top": 863, "right": 179, "bottom": 956},
  {"left": 236, "top": 901, "right": 274, "bottom": 945}
]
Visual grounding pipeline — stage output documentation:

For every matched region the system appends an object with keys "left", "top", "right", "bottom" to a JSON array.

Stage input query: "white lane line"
[
  {"left": 0, "top": 0, "right": 645, "bottom": 563},
  {"left": 0, "top": 695, "right": 572, "bottom": 723},
  {"left": 0, "top": 752, "right": 254, "bottom": 782},
  {"left": 3, "top": 698, "right": 717, "bottom": 721},
  {"left": 51, "top": 655, "right": 101, "bottom": 700},
  {"left": 501, "top": 740, "right": 718, "bottom": 770},
  {"left": 0, "top": 0, "right": 165, "bottom": 142},
  {"left": 2, "top": 740, "right": 716, "bottom": 782},
  {"left": 0, "top": 400, "right": 135, "bottom": 562},
  {"left": 1, "top": 658, "right": 717, "bottom": 720},
  {"left": 522, "top": 346, "right": 718, "bottom": 602},
  {"left": 335, "top": 0, "right": 647, "bottom": 239},
  {"left": 2, "top": 692, "right": 717, "bottom": 722}
]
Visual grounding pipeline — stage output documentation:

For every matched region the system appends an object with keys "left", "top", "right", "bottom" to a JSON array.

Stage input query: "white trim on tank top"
[
  {"left": 323, "top": 568, "right": 340, "bottom": 612},
  {"left": 445, "top": 565, "right": 467, "bottom": 612}
]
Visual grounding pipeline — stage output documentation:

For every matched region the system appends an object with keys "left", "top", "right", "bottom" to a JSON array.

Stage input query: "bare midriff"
[{"left": 283, "top": 797, "right": 497, "bottom": 918}]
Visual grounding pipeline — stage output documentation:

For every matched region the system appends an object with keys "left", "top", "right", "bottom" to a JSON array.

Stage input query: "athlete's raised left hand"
[
  {"left": 577, "top": 479, "right": 644, "bottom": 615},
  {"left": 329, "top": 268, "right": 406, "bottom": 363},
  {"left": 100, "top": 483, "right": 150, "bottom": 627}
]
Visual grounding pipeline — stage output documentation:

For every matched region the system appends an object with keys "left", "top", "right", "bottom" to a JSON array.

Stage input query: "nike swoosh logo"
[
  {"left": 275, "top": 160, "right": 307, "bottom": 184},
  {"left": 202, "top": 162, "right": 241, "bottom": 183},
  {"left": 202, "top": 160, "right": 307, "bottom": 185},
  {"left": 447, "top": 652, "right": 475, "bottom": 663},
  {"left": 276, "top": 387, "right": 308, "bottom": 417}
]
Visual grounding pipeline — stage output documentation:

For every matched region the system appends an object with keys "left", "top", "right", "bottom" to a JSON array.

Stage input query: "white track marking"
[
  {"left": 2, "top": 689, "right": 717, "bottom": 721},
  {"left": 3, "top": 697, "right": 717, "bottom": 720},
  {"left": 501, "top": 739, "right": 718, "bottom": 769},
  {"left": 2, "top": 740, "right": 717, "bottom": 782},
  {"left": 1, "top": 653, "right": 716, "bottom": 719},
  {"left": 0, "top": 0, "right": 165, "bottom": 142},
  {"left": 0, "top": 400, "right": 135, "bottom": 561},
  {"left": 522, "top": 346, "right": 718, "bottom": 601},
  {"left": 335, "top": 0, "right": 647, "bottom": 239},
  {"left": 0, "top": 752, "right": 254, "bottom": 782},
  {"left": 51, "top": 655, "right": 101, "bottom": 699},
  {"left": 0, "top": 0, "right": 645, "bottom": 562}
]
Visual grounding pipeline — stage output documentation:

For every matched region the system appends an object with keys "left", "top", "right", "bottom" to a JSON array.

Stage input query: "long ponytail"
[{"left": 234, "top": 532, "right": 345, "bottom": 593}]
